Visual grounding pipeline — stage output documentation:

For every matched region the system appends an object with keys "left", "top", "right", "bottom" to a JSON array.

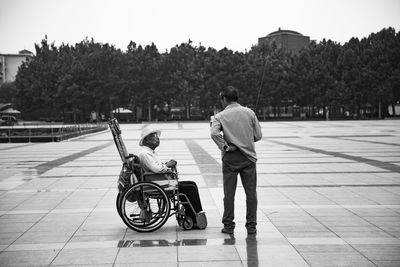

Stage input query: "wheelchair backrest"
[{"left": 108, "top": 118, "right": 130, "bottom": 164}]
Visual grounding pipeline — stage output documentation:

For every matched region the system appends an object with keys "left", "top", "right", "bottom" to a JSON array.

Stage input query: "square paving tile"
[
  {"left": 116, "top": 247, "right": 177, "bottom": 264},
  {"left": 51, "top": 248, "right": 118, "bottom": 265},
  {"left": 300, "top": 251, "right": 377, "bottom": 267},
  {"left": 178, "top": 245, "right": 240, "bottom": 262},
  {"left": 0, "top": 250, "right": 59, "bottom": 267}
]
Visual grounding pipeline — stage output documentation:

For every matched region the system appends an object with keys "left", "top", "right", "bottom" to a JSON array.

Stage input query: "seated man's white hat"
[{"left": 139, "top": 128, "right": 161, "bottom": 146}]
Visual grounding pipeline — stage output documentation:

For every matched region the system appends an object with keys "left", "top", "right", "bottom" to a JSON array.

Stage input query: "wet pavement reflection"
[
  {"left": 117, "top": 235, "right": 259, "bottom": 247},
  {"left": 117, "top": 235, "right": 259, "bottom": 265},
  {"left": 118, "top": 237, "right": 235, "bottom": 247},
  {"left": 246, "top": 235, "right": 259, "bottom": 267}
]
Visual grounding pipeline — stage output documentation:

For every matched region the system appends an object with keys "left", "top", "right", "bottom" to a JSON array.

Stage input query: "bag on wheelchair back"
[
  {"left": 118, "top": 156, "right": 142, "bottom": 191},
  {"left": 118, "top": 161, "right": 143, "bottom": 203},
  {"left": 118, "top": 163, "right": 132, "bottom": 192}
]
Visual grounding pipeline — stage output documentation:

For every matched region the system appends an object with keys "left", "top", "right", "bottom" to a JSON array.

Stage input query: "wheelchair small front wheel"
[
  {"left": 120, "top": 181, "right": 170, "bottom": 232},
  {"left": 182, "top": 216, "right": 194, "bottom": 230}
]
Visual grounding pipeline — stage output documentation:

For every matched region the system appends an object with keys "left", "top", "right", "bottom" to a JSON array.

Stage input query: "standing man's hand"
[{"left": 223, "top": 144, "right": 237, "bottom": 152}]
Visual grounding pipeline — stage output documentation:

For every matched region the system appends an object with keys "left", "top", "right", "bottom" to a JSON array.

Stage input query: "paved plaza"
[{"left": 0, "top": 120, "right": 400, "bottom": 266}]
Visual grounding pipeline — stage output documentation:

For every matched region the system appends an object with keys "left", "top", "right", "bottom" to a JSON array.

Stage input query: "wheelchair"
[{"left": 108, "top": 118, "right": 204, "bottom": 232}]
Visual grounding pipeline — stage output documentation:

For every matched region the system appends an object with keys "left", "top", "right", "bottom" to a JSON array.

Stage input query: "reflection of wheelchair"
[{"left": 109, "top": 118, "right": 203, "bottom": 232}]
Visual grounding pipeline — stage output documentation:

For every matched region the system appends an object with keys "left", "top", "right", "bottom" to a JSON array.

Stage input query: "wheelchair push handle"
[{"left": 125, "top": 153, "right": 135, "bottom": 159}]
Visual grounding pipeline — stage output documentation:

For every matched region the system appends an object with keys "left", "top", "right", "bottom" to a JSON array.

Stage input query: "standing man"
[{"left": 210, "top": 86, "right": 262, "bottom": 235}]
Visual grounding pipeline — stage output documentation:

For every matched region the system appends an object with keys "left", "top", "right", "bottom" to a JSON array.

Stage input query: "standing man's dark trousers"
[{"left": 222, "top": 149, "right": 257, "bottom": 232}]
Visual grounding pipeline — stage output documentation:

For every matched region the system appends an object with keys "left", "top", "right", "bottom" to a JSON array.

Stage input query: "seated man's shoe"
[
  {"left": 221, "top": 227, "right": 234, "bottom": 234},
  {"left": 194, "top": 211, "right": 207, "bottom": 229}
]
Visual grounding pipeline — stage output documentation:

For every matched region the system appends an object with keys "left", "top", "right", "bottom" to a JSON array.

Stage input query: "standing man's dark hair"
[
  {"left": 210, "top": 85, "right": 262, "bottom": 235},
  {"left": 220, "top": 86, "right": 239, "bottom": 102}
]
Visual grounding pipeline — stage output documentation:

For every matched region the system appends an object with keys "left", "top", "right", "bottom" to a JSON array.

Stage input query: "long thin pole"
[{"left": 255, "top": 59, "right": 269, "bottom": 111}]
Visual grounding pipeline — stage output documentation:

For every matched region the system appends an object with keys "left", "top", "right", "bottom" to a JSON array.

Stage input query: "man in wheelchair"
[{"left": 138, "top": 128, "right": 206, "bottom": 229}]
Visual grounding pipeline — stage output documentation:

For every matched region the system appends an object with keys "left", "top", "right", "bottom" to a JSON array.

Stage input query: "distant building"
[
  {"left": 258, "top": 28, "right": 310, "bottom": 54},
  {"left": 0, "top": 50, "right": 33, "bottom": 85}
]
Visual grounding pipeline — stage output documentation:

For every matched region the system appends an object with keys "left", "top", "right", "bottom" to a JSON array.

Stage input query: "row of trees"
[{"left": 2, "top": 27, "right": 399, "bottom": 121}]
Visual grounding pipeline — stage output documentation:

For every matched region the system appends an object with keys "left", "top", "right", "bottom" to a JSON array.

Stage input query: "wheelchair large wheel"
[
  {"left": 116, "top": 192, "right": 123, "bottom": 219},
  {"left": 120, "top": 181, "right": 170, "bottom": 232}
]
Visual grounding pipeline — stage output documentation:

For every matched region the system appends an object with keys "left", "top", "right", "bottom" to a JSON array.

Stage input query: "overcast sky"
[{"left": 1, "top": 0, "right": 399, "bottom": 54}]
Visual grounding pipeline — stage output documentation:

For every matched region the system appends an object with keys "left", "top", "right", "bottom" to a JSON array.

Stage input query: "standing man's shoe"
[{"left": 221, "top": 227, "right": 234, "bottom": 234}]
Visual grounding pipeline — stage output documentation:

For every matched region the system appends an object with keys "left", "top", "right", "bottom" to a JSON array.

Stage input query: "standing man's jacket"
[{"left": 210, "top": 103, "right": 262, "bottom": 162}]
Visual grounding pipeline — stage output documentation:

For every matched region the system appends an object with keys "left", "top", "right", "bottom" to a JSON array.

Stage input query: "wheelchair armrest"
[
  {"left": 165, "top": 169, "right": 178, "bottom": 178},
  {"left": 143, "top": 171, "right": 177, "bottom": 181}
]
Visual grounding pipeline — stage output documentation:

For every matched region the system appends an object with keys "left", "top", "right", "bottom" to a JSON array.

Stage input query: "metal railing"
[{"left": 0, "top": 122, "right": 108, "bottom": 143}]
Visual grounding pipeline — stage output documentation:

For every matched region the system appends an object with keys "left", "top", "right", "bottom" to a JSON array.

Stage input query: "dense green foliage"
[{"left": 4, "top": 27, "right": 400, "bottom": 121}]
